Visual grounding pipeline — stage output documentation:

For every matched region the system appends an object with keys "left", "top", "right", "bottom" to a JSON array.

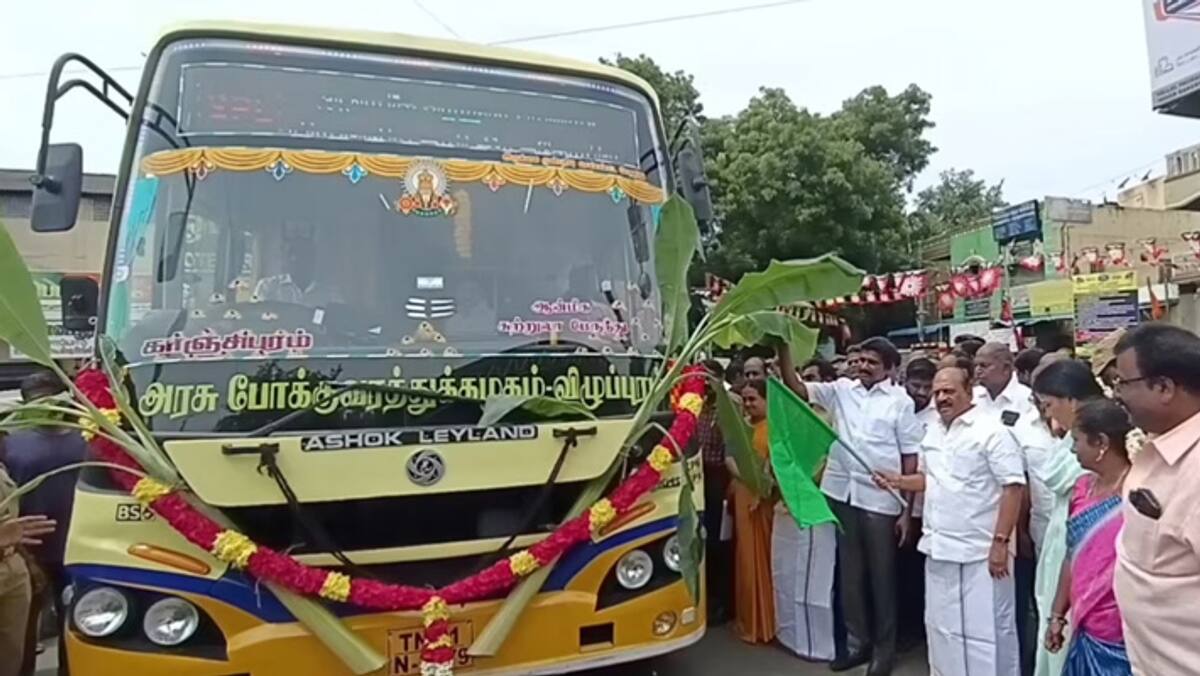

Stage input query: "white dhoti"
[
  {"left": 771, "top": 511, "right": 836, "bottom": 661},
  {"left": 925, "top": 558, "right": 1019, "bottom": 676}
]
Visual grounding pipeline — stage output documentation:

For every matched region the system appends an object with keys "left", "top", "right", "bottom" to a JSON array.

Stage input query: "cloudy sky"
[{"left": 1, "top": 0, "right": 1194, "bottom": 204}]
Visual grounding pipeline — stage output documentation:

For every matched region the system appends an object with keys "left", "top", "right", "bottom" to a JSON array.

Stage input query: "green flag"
[{"left": 768, "top": 378, "right": 839, "bottom": 528}]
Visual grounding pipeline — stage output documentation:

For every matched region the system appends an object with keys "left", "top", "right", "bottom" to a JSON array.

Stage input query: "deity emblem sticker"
[{"left": 395, "top": 160, "right": 457, "bottom": 217}]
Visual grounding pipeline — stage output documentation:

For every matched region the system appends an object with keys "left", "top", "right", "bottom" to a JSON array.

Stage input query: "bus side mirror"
[
  {"left": 31, "top": 143, "right": 84, "bottom": 232},
  {"left": 676, "top": 146, "right": 714, "bottom": 232},
  {"left": 60, "top": 275, "right": 99, "bottom": 332}
]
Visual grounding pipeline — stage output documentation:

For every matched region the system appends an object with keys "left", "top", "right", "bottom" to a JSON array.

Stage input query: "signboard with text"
[
  {"left": 1073, "top": 271, "right": 1139, "bottom": 356},
  {"left": 1145, "top": 0, "right": 1200, "bottom": 115},
  {"left": 992, "top": 201, "right": 1042, "bottom": 242}
]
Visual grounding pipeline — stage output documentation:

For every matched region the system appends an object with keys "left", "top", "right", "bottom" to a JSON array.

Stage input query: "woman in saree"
[
  {"left": 729, "top": 379, "right": 777, "bottom": 644},
  {"left": 1030, "top": 359, "right": 1104, "bottom": 676},
  {"left": 1044, "top": 398, "right": 1133, "bottom": 674}
]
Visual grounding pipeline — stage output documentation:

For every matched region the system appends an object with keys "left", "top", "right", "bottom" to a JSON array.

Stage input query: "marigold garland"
[
  {"left": 319, "top": 572, "right": 353, "bottom": 603},
  {"left": 74, "top": 365, "right": 708, "bottom": 676},
  {"left": 131, "top": 477, "right": 173, "bottom": 504},
  {"left": 587, "top": 499, "right": 617, "bottom": 532},
  {"left": 211, "top": 531, "right": 258, "bottom": 569},
  {"left": 80, "top": 408, "right": 120, "bottom": 441},
  {"left": 508, "top": 551, "right": 540, "bottom": 577},
  {"left": 647, "top": 446, "right": 675, "bottom": 472}
]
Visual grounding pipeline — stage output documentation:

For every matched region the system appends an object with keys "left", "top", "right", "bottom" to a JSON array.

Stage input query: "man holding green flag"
[
  {"left": 778, "top": 338, "right": 923, "bottom": 676},
  {"left": 768, "top": 376, "right": 840, "bottom": 661}
]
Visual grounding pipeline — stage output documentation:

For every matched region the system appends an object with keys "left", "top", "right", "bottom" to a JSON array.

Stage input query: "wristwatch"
[{"left": 992, "top": 534, "right": 1010, "bottom": 545}]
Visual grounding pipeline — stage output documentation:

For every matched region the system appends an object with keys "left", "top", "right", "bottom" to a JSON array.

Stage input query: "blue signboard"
[{"left": 992, "top": 200, "right": 1042, "bottom": 242}]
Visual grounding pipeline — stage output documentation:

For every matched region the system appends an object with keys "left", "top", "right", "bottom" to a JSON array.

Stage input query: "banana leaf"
[
  {"left": 654, "top": 195, "right": 701, "bottom": 357},
  {"left": 710, "top": 255, "right": 863, "bottom": 323},
  {"left": 0, "top": 220, "right": 53, "bottom": 367},
  {"left": 477, "top": 394, "right": 596, "bottom": 427},
  {"left": 713, "top": 386, "right": 771, "bottom": 498},
  {"left": 707, "top": 310, "right": 819, "bottom": 364},
  {"left": 677, "top": 460, "right": 703, "bottom": 604}
]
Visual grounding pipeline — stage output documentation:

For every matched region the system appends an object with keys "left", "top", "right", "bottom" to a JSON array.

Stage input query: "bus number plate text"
[{"left": 388, "top": 621, "right": 474, "bottom": 675}]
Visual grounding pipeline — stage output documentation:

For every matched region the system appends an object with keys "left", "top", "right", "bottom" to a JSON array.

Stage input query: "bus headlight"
[
  {"left": 143, "top": 597, "right": 200, "bottom": 646},
  {"left": 615, "top": 549, "right": 654, "bottom": 590},
  {"left": 663, "top": 535, "right": 682, "bottom": 572},
  {"left": 72, "top": 587, "right": 129, "bottom": 638}
]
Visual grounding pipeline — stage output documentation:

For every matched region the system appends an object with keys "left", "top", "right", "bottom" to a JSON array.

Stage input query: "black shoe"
[
  {"left": 830, "top": 651, "right": 871, "bottom": 672},
  {"left": 865, "top": 656, "right": 894, "bottom": 676}
]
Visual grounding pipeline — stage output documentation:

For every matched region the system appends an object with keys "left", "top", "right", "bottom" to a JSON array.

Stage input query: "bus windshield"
[{"left": 108, "top": 38, "right": 668, "bottom": 365}]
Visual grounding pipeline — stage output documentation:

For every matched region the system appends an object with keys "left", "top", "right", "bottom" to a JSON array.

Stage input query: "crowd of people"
[{"left": 699, "top": 322, "right": 1200, "bottom": 676}]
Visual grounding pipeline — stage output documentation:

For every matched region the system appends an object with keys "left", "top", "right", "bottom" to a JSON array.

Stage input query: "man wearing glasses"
[{"left": 1112, "top": 323, "right": 1200, "bottom": 675}]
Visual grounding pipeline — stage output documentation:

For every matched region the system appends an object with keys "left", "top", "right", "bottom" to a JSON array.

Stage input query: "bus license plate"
[{"left": 388, "top": 622, "right": 474, "bottom": 675}]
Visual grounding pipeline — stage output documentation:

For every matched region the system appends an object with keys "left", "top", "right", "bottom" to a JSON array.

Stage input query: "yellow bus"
[{"left": 27, "top": 21, "right": 710, "bottom": 675}]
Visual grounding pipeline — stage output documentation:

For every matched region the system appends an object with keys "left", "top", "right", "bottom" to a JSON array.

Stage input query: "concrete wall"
[{"left": 1053, "top": 205, "right": 1200, "bottom": 282}]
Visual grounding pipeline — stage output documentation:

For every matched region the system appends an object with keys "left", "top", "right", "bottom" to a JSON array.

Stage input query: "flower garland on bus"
[{"left": 75, "top": 366, "right": 707, "bottom": 676}]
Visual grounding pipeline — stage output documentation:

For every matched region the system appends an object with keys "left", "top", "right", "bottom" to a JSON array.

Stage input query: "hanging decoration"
[
  {"left": 1105, "top": 242, "right": 1130, "bottom": 269},
  {"left": 1139, "top": 238, "right": 1170, "bottom": 266},
  {"left": 74, "top": 367, "right": 708, "bottom": 676},
  {"left": 1075, "top": 247, "right": 1103, "bottom": 274},
  {"left": 1049, "top": 251, "right": 1068, "bottom": 274},
  {"left": 1004, "top": 239, "right": 1045, "bottom": 273},
  {"left": 1183, "top": 232, "right": 1200, "bottom": 260},
  {"left": 935, "top": 283, "right": 957, "bottom": 316},
  {"left": 948, "top": 265, "right": 1002, "bottom": 300},
  {"left": 816, "top": 269, "right": 929, "bottom": 307},
  {"left": 700, "top": 270, "right": 930, "bottom": 309},
  {"left": 140, "top": 147, "right": 667, "bottom": 205}
]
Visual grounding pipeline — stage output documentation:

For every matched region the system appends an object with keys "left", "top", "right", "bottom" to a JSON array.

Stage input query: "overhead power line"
[
  {"left": 489, "top": 0, "right": 812, "bottom": 46},
  {"left": 1, "top": 1, "right": 814, "bottom": 82},
  {"left": 1067, "top": 155, "right": 1165, "bottom": 198},
  {"left": 0, "top": 64, "right": 140, "bottom": 83},
  {"left": 411, "top": 0, "right": 463, "bottom": 39}
]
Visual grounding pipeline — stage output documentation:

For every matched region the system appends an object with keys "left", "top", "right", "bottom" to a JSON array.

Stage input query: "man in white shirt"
[
  {"left": 973, "top": 343, "right": 1036, "bottom": 423},
  {"left": 974, "top": 342, "right": 1040, "bottom": 676},
  {"left": 877, "top": 366, "right": 1026, "bottom": 676},
  {"left": 780, "top": 337, "right": 924, "bottom": 676}
]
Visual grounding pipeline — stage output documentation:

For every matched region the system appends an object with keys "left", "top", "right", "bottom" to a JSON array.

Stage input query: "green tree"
[
  {"left": 703, "top": 88, "right": 911, "bottom": 276},
  {"left": 907, "top": 168, "right": 1006, "bottom": 245},
  {"left": 600, "top": 53, "right": 703, "bottom": 136},
  {"left": 832, "top": 84, "right": 936, "bottom": 190},
  {"left": 601, "top": 58, "right": 943, "bottom": 275}
]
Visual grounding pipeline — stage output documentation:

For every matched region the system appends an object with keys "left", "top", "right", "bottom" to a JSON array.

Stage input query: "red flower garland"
[{"left": 75, "top": 365, "right": 709, "bottom": 614}]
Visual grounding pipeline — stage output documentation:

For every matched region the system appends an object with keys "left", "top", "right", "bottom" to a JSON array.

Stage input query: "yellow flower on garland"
[
  {"left": 211, "top": 531, "right": 257, "bottom": 569},
  {"left": 648, "top": 445, "right": 674, "bottom": 472},
  {"left": 131, "top": 477, "right": 172, "bottom": 505},
  {"left": 319, "top": 571, "right": 352, "bottom": 602},
  {"left": 677, "top": 392, "right": 704, "bottom": 416},
  {"left": 588, "top": 499, "right": 617, "bottom": 532},
  {"left": 80, "top": 408, "right": 121, "bottom": 441},
  {"left": 427, "top": 634, "right": 455, "bottom": 650},
  {"left": 508, "top": 551, "right": 540, "bottom": 577},
  {"left": 422, "top": 596, "right": 450, "bottom": 626}
]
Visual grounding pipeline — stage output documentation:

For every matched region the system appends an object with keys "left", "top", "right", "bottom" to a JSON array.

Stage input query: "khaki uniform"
[{"left": 0, "top": 465, "right": 31, "bottom": 676}]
